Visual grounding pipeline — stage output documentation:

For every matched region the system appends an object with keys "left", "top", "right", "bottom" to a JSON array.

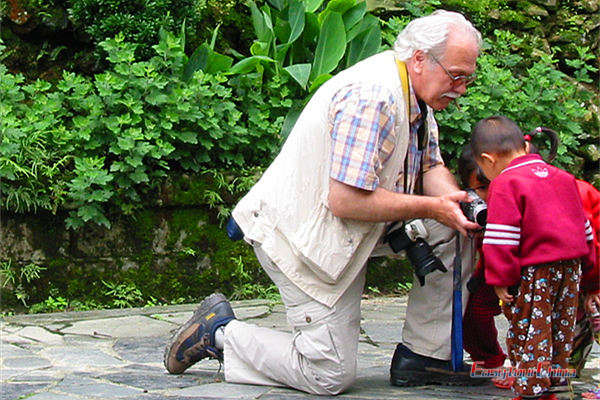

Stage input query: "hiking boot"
[
  {"left": 164, "top": 293, "right": 235, "bottom": 374},
  {"left": 390, "top": 343, "right": 488, "bottom": 386}
]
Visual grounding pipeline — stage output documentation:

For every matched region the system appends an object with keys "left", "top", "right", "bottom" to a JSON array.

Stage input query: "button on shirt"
[{"left": 328, "top": 83, "right": 443, "bottom": 195}]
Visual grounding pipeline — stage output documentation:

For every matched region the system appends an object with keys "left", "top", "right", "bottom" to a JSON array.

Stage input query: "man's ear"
[{"left": 411, "top": 50, "right": 427, "bottom": 74}]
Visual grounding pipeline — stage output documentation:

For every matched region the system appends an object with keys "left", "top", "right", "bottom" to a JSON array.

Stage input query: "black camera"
[
  {"left": 460, "top": 189, "right": 487, "bottom": 227},
  {"left": 385, "top": 220, "right": 447, "bottom": 286}
]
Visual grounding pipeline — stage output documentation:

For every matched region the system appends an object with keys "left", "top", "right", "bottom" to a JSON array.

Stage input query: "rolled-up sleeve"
[{"left": 328, "top": 84, "right": 396, "bottom": 191}]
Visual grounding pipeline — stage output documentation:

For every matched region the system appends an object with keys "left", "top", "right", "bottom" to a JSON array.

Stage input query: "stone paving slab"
[
  {"left": 61, "top": 315, "right": 174, "bottom": 338},
  {"left": 1, "top": 296, "right": 598, "bottom": 400}
]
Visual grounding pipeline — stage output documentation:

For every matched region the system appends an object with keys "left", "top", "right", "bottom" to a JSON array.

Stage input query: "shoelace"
[{"left": 183, "top": 332, "right": 222, "bottom": 361}]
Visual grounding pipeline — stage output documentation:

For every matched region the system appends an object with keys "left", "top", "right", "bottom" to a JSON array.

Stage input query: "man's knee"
[{"left": 313, "top": 360, "right": 357, "bottom": 395}]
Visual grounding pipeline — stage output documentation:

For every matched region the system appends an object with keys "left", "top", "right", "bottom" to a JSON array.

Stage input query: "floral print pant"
[{"left": 502, "top": 259, "right": 581, "bottom": 398}]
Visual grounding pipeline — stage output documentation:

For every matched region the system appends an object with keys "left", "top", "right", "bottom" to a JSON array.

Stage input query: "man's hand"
[
  {"left": 430, "top": 191, "right": 480, "bottom": 236},
  {"left": 494, "top": 285, "right": 514, "bottom": 304}
]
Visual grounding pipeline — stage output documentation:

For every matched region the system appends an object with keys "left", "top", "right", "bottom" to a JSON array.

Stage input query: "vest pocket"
[{"left": 288, "top": 203, "right": 373, "bottom": 284}]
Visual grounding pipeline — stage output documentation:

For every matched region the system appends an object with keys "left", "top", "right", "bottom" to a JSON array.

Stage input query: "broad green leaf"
[
  {"left": 342, "top": 1, "right": 366, "bottom": 31},
  {"left": 346, "top": 14, "right": 378, "bottom": 43},
  {"left": 183, "top": 45, "right": 208, "bottom": 80},
  {"left": 228, "top": 56, "right": 276, "bottom": 75},
  {"left": 304, "top": 0, "right": 325, "bottom": 13},
  {"left": 309, "top": 73, "right": 332, "bottom": 92},
  {"left": 183, "top": 43, "right": 233, "bottom": 80},
  {"left": 311, "top": 12, "right": 346, "bottom": 79},
  {"left": 324, "top": 0, "right": 356, "bottom": 13},
  {"left": 275, "top": 43, "right": 292, "bottom": 64},
  {"left": 284, "top": 63, "right": 311, "bottom": 88},
  {"left": 266, "top": 0, "right": 286, "bottom": 10},
  {"left": 205, "top": 53, "right": 233, "bottom": 75},
  {"left": 274, "top": 16, "right": 292, "bottom": 43},
  {"left": 249, "top": 1, "right": 271, "bottom": 42},
  {"left": 346, "top": 23, "right": 381, "bottom": 67},
  {"left": 318, "top": 0, "right": 356, "bottom": 26},
  {"left": 288, "top": 0, "right": 306, "bottom": 43}
]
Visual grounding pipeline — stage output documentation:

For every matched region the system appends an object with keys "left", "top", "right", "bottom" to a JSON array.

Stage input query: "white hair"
[{"left": 393, "top": 10, "right": 482, "bottom": 62}]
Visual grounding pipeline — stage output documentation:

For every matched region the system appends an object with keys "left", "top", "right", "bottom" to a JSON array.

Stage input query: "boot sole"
[
  {"left": 164, "top": 293, "right": 229, "bottom": 374},
  {"left": 391, "top": 370, "right": 488, "bottom": 387}
]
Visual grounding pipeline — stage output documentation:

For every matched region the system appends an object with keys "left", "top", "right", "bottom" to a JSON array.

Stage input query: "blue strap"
[
  {"left": 226, "top": 217, "right": 244, "bottom": 241},
  {"left": 451, "top": 231, "right": 463, "bottom": 372}
]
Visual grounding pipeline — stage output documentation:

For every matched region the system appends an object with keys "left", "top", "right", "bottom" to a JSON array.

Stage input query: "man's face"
[{"left": 411, "top": 33, "right": 479, "bottom": 111}]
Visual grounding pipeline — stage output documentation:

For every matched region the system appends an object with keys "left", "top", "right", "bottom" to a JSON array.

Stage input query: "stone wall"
[{"left": 0, "top": 207, "right": 267, "bottom": 307}]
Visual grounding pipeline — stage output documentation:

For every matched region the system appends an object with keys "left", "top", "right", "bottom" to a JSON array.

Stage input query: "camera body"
[
  {"left": 385, "top": 220, "right": 447, "bottom": 286},
  {"left": 460, "top": 189, "right": 487, "bottom": 227}
]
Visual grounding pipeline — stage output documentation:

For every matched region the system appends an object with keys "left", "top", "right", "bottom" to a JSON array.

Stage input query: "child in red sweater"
[
  {"left": 470, "top": 116, "right": 596, "bottom": 400},
  {"left": 460, "top": 127, "right": 600, "bottom": 394}
]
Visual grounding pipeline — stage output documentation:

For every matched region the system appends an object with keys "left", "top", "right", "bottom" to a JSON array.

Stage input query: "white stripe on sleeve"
[
  {"left": 483, "top": 238, "right": 520, "bottom": 246},
  {"left": 486, "top": 223, "right": 521, "bottom": 232},
  {"left": 587, "top": 234, "right": 594, "bottom": 241},
  {"left": 484, "top": 231, "right": 521, "bottom": 239}
]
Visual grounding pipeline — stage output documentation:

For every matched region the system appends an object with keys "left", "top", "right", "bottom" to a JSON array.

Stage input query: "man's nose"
[{"left": 454, "top": 80, "right": 468, "bottom": 95}]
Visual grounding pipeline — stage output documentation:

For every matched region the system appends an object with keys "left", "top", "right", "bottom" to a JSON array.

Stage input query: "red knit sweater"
[{"left": 483, "top": 154, "right": 596, "bottom": 290}]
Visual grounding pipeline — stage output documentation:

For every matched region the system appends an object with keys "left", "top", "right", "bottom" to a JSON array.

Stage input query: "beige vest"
[{"left": 232, "top": 51, "right": 437, "bottom": 306}]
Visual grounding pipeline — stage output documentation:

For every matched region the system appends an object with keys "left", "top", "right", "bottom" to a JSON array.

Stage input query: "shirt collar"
[{"left": 501, "top": 153, "right": 545, "bottom": 174}]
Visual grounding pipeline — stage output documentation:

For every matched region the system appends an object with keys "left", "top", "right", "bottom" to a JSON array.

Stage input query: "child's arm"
[{"left": 482, "top": 186, "right": 523, "bottom": 288}]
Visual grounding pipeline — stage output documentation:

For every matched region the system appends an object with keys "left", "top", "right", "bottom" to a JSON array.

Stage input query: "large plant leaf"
[
  {"left": 342, "top": 1, "right": 366, "bottom": 31},
  {"left": 309, "top": 73, "right": 332, "bottom": 92},
  {"left": 249, "top": 1, "right": 272, "bottom": 43},
  {"left": 183, "top": 44, "right": 233, "bottom": 80},
  {"left": 311, "top": 12, "right": 346, "bottom": 79},
  {"left": 266, "top": 0, "right": 286, "bottom": 10},
  {"left": 288, "top": 0, "right": 306, "bottom": 43},
  {"left": 275, "top": 43, "right": 292, "bottom": 64},
  {"left": 274, "top": 16, "right": 292, "bottom": 43},
  {"left": 325, "top": 0, "right": 357, "bottom": 13},
  {"left": 284, "top": 63, "right": 311, "bottom": 88},
  {"left": 346, "top": 23, "right": 381, "bottom": 67},
  {"left": 346, "top": 14, "right": 378, "bottom": 43},
  {"left": 229, "top": 56, "right": 276, "bottom": 75},
  {"left": 304, "top": 0, "right": 325, "bottom": 13},
  {"left": 318, "top": 0, "right": 356, "bottom": 26}
]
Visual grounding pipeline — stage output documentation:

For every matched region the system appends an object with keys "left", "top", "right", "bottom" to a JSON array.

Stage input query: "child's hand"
[{"left": 494, "top": 286, "right": 514, "bottom": 304}]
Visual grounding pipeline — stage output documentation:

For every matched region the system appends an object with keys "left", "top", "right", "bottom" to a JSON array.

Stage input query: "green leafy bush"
[
  {"left": 0, "top": 32, "right": 290, "bottom": 227},
  {"left": 68, "top": 0, "right": 204, "bottom": 59}
]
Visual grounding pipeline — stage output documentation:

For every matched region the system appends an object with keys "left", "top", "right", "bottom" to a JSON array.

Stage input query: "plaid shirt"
[{"left": 328, "top": 83, "right": 443, "bottom": 194}]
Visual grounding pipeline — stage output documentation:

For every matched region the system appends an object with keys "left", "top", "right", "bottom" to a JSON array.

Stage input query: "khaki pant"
[
  {"left": 223, "top": 220, "right": 475, "bottom": 394},
  {"left": 224, "top": 245, "right": 364, "bottom": 395}
]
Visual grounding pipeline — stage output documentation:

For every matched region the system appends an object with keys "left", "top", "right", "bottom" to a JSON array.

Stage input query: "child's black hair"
[
  {"left": 471, "top": 115, "right": 526, "bottom": 158},
  {"left": 458, "top": 144, "right": 490, "bottom": 188},
  {"left": 525, "top": 126, "right": 559, "bottom": 163}
]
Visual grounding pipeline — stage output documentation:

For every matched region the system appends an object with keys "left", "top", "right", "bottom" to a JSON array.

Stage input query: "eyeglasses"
[{"left": 430, "top": 54, "right": 476, "bottom": 86}]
